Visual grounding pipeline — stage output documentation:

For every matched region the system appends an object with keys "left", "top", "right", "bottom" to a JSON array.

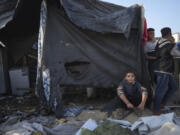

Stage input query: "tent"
[
  {"left": 0, "top": 0, "right": 150, "bottom": 116},
  {"left": 36, "top": 0, "right": 150, "bottom": 116}
]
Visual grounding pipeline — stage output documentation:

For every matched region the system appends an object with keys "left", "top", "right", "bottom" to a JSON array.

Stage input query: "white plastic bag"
[{"left": 171, "top": 44, "right": 180, "bottom": 57}]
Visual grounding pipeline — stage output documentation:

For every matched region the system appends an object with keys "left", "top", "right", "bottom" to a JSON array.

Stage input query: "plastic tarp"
[
  {"left": 61, "top": 0, "right": 137, "bottom": 38},
  {"left": 36, "top": 0, "right": 150, "bottom": 116},
  {"left": 0, "top": 0, "right": 18, "bottom": 29},
  {"left": 0, "top": 0, "right": 41, "bottom": 64},
  {"left": 131, "top": 113, "right": 175, "bottom": 135}
]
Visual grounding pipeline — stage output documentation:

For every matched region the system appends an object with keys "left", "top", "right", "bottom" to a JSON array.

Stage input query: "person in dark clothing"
[
  {"left": 102, "top": 71, "right": 148, "bottom": 114},
  {"left": 117, "top": 71, "right": 148, "bottom": 110},
  {"left": 154, "top": 27, "right": 178, "bottom": 115}
]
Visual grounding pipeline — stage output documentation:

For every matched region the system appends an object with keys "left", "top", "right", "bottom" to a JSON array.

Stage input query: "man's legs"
[
  {"left": 154, "top": 73, "right": 169, "bottom": 112},
  {"left": 161, "top": 75, "right": 178, "bottom": 105},
  {"left": 148, "top": 59, "right": 156, "bottom": 85}
]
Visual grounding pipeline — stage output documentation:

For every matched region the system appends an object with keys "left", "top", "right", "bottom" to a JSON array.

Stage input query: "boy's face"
[
  {"left": 125, "top": 73, "right": 135, "bottom": 84},
  {"left": 169, "top": 36, "right": 175, "bottom": 43},
  {"left": 148, "top": 30, "right": 155, "bottom": 41}
]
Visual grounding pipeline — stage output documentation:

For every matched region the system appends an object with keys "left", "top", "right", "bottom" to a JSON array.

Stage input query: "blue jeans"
[{"left": 154, "top": 72, "right": 178, "bottom": 111}]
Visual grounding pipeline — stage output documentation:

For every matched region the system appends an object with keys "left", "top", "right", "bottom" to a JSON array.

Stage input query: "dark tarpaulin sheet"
[
  {"left": 0, "top": 0, "right": 41, "bottom": 64},
  {"left": 36, "top": 0, "right": 150, "bottom": 116},
  {"left": 61, "top": 0, "right": 137, "bottom": 38},
  {"left": 7, "top": 35, "right": 38, "bottom": 63},
  {"left": 0, "top": 0, "right": 18, "bottom": 29}
]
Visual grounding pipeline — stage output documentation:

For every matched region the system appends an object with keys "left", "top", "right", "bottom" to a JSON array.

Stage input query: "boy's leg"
[
  {"left": 161, "top": 75, "right": 178, "bottom": 105},
  {"left": 131, "top": 94, "right": 142, "bottom": 107},
  {"left": 101, "top": 96, "right": 126, "bottom": 115},
  {"left": 154, "top": 73, "right": 169, "bottom": 112}
]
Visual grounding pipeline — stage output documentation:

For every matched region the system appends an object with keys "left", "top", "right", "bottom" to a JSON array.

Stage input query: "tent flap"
[
  {"left": 0, "top": 0, "right": 18, "bottom": 29},
  {"left": 61, "top": 0, "right": 138, "bottom": 38}
]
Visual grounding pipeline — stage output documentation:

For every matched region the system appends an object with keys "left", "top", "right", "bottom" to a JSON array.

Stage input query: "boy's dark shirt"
[{"left": 118, "top": 79, "right": 142, "bottom": 99}]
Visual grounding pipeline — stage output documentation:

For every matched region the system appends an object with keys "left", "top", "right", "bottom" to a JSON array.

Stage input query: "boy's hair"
[
  {"left": 161, "top": 27, "right": 172, "bottom": 38},
  {"left": 124, "top": 69, "right": 135, "bottom": 77},
  {"left": 147, "top": 28, "right": 155, "bottom": 32}
]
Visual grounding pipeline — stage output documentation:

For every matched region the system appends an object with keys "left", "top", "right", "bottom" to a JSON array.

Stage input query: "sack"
[{"left": 170, "top": 44, "right": 180, "bottom": 57}]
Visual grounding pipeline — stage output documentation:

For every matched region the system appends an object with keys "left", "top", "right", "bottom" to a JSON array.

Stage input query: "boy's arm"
[
  {"left": 146, "top": 55, "right": 156, "bottom": 60},
  {"left": 117, "top": 86, "right": 134, "bottom": 109},
  {"left": 159, "top": 43, "right": 175, "bottom": 57},
  {"left": 138, "top": 87, "right": 148, "bottom": 110}
]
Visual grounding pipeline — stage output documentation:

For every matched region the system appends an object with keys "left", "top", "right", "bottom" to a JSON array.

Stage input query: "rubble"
[{"left": 1, "top": 93, "right": 180, "bottom": 135}]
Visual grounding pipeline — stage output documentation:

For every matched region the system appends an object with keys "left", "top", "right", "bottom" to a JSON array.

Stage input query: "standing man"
[
  {"left": 144, "top": 28, "right": 157, "bottom": 85},
  {"left": 154, "top": 27, "right": 178, "bottom": 115}
]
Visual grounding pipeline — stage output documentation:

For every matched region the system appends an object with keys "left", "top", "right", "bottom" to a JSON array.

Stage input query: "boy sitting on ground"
[
  {"left": 102, "top": 71, "right": 148, "bottom": 115},
  {"left": 117, "top": 71, "right": 148, "bottom": 110}
]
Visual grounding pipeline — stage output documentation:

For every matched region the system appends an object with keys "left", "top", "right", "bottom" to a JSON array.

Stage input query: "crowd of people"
[
  {"left": 145, "top": 27, "right": 179, "bottom": 114},
  {"left": 103, "top": 27, "right": 180, "bottom": 115}
]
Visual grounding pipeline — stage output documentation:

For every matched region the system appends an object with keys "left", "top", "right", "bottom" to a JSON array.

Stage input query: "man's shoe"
[
  {"left": 153, "top": 110, "right": 161, "bottom": 115},
  {"left": 160, "top": 104, "right": 165, "bottom": 109}
]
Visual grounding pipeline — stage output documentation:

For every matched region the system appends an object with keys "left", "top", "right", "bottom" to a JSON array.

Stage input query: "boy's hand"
[
  {"left": 137, "top": 103, "right": 144, "bottom": 110},
  {"left": 126, "top": 103, "right": 134, "bottom": 109}
]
